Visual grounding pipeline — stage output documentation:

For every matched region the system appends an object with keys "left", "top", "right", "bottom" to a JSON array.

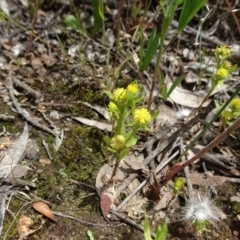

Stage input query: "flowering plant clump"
[
  {"left": 211, "top": 46, "right": 236, "bottom": 87},
  {"left": 215, "top": 98, "right": 240, "bottom": 125},
  {"left": 182, "top": 191, "right": 220, "bottom": 233},
  {"left": 105, "top": 81, "right": 159, "bottom": 178}
]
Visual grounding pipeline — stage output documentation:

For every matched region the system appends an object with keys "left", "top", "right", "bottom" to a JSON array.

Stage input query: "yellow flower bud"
[
  {"left": 230, "top": 99, "right": 240, "bottom": 110},
  {"left": 221, "top": 110, "right": 233, "bottom": 122},
  {"left": 110, "top": 135, "right": 126, "bottom": 150}
]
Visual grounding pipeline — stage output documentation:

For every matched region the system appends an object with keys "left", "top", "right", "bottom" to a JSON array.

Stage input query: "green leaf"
[
  {"left": 63, "top": 14, "right": 88, "bottom": 36},
  {"left": 155, "top": 222, "right": 168, "bottom": 240},
  {"left": 178, "top": 0, "right": 207, "bottom": 34},
  {"left": 87, "top": 230, "right": 94, "bottom": 240},
  {"left": 125, "top": 137, "right": 138, "bottom": 148},
  {"left": 103, "top": 136, "right": 111, "bottom": 145},
  {"left": 119, "top": 148, "right": 130, "bottom": 160},
  {"left": 144, "top": 214, "right": 152, "bottom": 240},
  {"left": 92, "top": 0, "right": 104, "bottom": 34},
  {"left": 64, "top": 14, "right": 79, "bottom": 30},
  {"left": 140, "top": 26, "right": 160, "bottom": 71},
  {"left": 164, "top": 73, "right": 186, "bottom": 100}
]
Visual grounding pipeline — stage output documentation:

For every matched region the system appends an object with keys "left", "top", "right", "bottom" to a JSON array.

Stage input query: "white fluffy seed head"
[
  {"left": 176, "top": 106, "right": 192, "bottom": 119},
  {"left": 182, "top": 191, "right": 220, "bottom": 224}
]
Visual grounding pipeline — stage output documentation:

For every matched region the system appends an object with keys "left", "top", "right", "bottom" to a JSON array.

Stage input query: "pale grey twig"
[{"left": 180, "top": 138, "right": 194, "bottom": 203}]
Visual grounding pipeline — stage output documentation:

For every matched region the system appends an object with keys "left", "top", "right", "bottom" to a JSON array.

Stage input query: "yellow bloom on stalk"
[
  {"left": 230, "top": 99, "right": 240, "bottom": 110},
  {"left": 216, "top": 67, "right": 228, "bottom": 79},
  {"left": 108, "top": 101, "right": 117, "bottom": 111},
  {"left": 112, "top": 88, "right": 127, "bottom": 102},
  {"left": 133, "top": 108, "right": 151, "bottom": 127},
  {"left": 127, "top": 83, "right": 139, "bottom": 97},
  {"left": 110, "top": 135, "right": 126, "bottom": 150},
  {"left": 108, "top": 101, "right": 119, "bottom": 119},
  {"left": 221, "top": 110, "right": 233, "bottom": 122},
  {"left": 222, "top": 61, "right": 232, "bottom": 70},
  {"left": 215, "top": 46, "right": 231, "bottom": 59}
]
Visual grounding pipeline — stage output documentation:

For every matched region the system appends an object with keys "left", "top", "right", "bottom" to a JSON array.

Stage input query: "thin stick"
[{"left": 166, "top": 117, "right": 240, "bottom": 181}]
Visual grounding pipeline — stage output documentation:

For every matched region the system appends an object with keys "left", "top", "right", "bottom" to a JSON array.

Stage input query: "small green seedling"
[{"left": 144, "top": 214, "right": 168, "bottom": 240}]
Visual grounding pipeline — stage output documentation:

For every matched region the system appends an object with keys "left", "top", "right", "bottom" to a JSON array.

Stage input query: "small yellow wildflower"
[
  {"left": 222, "top": 61, "right": 232, "bottom": 70},
  {"left": 108, "top": 101, "right": 117, "bottom": 110},
  {"left": 215, "top": 46, "right": 231, "bottom": 59},
  {"left": 110, "top": 135, "right": 126, "bottom": 150},
  {"left": 133, "top": 108, "right": 151, "bottom": 127},
  {"left": 230, "top": 99, "right": 240, "bottom": 110},
  {"left": 108, "top": 101, "right": 119, "bottom": 119},
  {"left": 126, "top": 83, "right": 139, "bottom": 96},
  {"left": 216, "top": 67, "right": 228, "bottom": 79},
  {"left": 112, "top": 88, "right": 127, "bottom": 102},
  {"left": 221, "top": 110, "right": 233, "bottom": 122}
]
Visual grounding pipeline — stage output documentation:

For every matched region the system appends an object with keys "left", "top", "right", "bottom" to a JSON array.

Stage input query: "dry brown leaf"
[
  {"left": 100, "top": 193, "right": 111, "bottom": 222},
  {"left": 41, "top": 54, "right": 57, "bottom": 67},
  {"left": 39, "top": 158, "right": 52, "bottom": 165},
  {"left": 30, "top": 57, "right": 43, "bottom": 70},
  {"left": 31, "top": 201, "right": 54, "bottom": 221},
  {"left": 18, "top": 215, "right": 34, "bottom": 239}
]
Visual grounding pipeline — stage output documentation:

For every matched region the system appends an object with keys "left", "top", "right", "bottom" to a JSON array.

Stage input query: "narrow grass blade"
[
  {"left": 178, "top": 0, "right": 207, "bottom": 33},
  {"left": 140, "top": 26, "right": 160, "bottom": 71},
  {"left": 92, "top": 0, "right": 104, "bottom": 34}
]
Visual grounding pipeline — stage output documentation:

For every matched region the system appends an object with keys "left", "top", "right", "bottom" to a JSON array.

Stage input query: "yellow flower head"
[
  {"left": 216, "top": 67, "right": 228, "bottom": 79},
  {"left": 126, "top": 82, "right": 139, "bottom": 97},
  {"left": 133, "top": 108, "right": 151, "bottom": 127},
  {"left": 112, "top": 88, "right": 127, "bottom": 102},
  {"left": 108, "top": 101, "right": 117, "bottom": 110},
  {"left": 230, "top": 99, "right": 240, "bottom": 110},
  {"left": 221, "top": 110, "right": 233, "bottom": 122},
  {"left": 110, "top": 135, "right": 126, "bottom": 150},
  {"left": 222, "top": 61, "right": 232, "bottom": 70},
  {"left": 215, "top": 46, "right": 231, "bottom": 59}
]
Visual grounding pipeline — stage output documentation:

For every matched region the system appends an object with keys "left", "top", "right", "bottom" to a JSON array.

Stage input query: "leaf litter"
[{"left": 0, "top": 0, "right": 239, "bottom": 239}]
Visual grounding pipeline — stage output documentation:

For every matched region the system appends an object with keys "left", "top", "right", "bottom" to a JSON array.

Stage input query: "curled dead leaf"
[
  {"left": 31, "top": 201, "right": 55, "bottom": 221},
  {"left": 18, "top": 215, "right": 34, "bottom": 239}
]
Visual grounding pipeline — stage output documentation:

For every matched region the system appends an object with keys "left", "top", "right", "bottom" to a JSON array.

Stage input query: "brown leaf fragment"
[
  {"left": 31, "top": 201, "right": 55, "bottom": 221},
  {"left": 41, "top": 53, "right": 57, "bottom": 67},
  {"left": 18, "top": 215, "right": 34, "bottom": 239},
  {"left": 30, "top": 57, "right": 43, "bottom": 70},
  {"left": 100, "top": 193, "right": 111, "bottom": 222}
]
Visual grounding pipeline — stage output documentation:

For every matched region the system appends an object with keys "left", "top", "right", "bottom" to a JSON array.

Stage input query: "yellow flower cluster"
[
  {"left": 110, "top": 135, "right": 126, "bottom": 150},
  {"left": 112, "top": 88, "right": 127, "bottom": 102},
  {"left": 230, "top": 99, "right": 240, "bottom": 110},
  {"left": 221, "top": 110, "right": 233, "bottom": 122},
  {"left": 133, "top": 108, "right": 151, "bottom": 126},
  {"left": 222, "top": 61, "right": 232, "bottom": 69},
  {"left": 216, "top": 67, "right": 228, "bottom": 79},
  {"left": 215, "top": 46, "right": 231, "bottom": 59},
  {"left": 126, "top": 82, "right": 139, "bottom": 96}
]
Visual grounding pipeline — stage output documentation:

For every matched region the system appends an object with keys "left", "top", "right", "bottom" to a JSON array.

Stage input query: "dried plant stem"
[{"left": 166, "top": 117, "right": 240, "bottom": 181}]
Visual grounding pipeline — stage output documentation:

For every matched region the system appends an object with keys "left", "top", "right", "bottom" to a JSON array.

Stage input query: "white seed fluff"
[
  {"left": 182, "top": 191, "right": 220, "bottom": 224},
  {"left": 176, "top": 106, "right": 192, "bottom": 119}
]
